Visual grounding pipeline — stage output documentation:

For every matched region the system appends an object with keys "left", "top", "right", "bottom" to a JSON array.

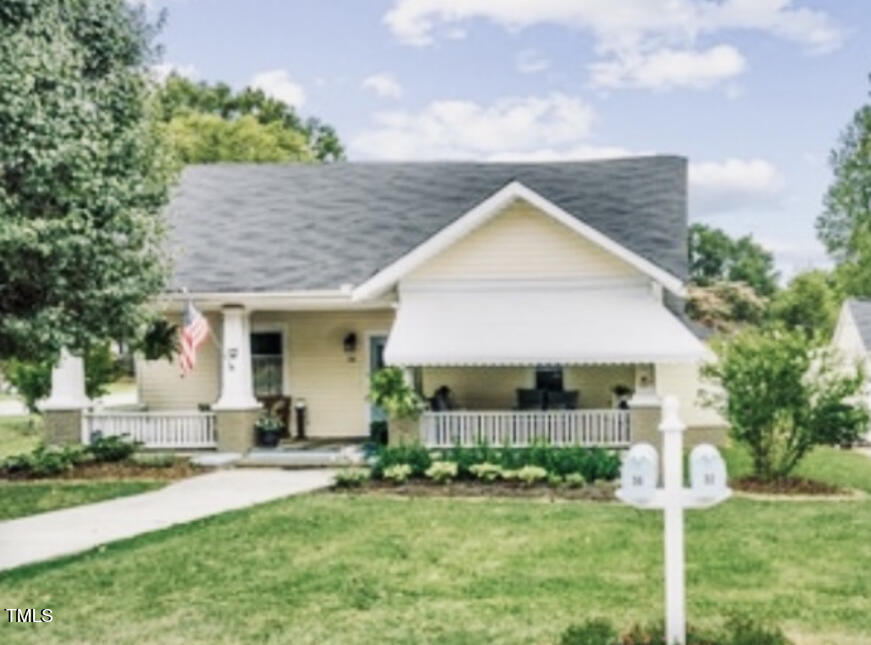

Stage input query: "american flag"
[{"left": 179, "top": 301, "right": 209, "bottom": 376}]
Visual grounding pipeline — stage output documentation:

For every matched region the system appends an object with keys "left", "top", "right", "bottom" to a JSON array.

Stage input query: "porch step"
[{"left": 239, "top": 445, "right": 367, "bottom": 468}]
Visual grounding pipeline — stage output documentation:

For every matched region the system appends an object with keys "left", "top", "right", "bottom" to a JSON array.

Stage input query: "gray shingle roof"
[
  {"left": 848, "top": 299, "right": 871, "bottom": 349},
  {"left": 166, "top": 156, "right": 688, "bottom": 293}
]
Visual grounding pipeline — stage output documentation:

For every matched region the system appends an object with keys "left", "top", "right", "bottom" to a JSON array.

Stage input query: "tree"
[
  {"left": 769, "top": 270, "right": 842, "bottom": 340},
  {"left": 688, "top": 223, "right": 779, "bottom": 296},
  {"left": 0, "top": 0, "right": 175, "bottom": 366},
  {"left": 816, "top": 76, "right": 871, "bottom": 297},
  {"left": 154, "top": 74, "right": 343, "bottom": 163},
  {"left": 686, "top": 281, "right": 768, "bottom": 333},
  {"left": 703, "top": 327, "right": 866, "bottom": 481}
]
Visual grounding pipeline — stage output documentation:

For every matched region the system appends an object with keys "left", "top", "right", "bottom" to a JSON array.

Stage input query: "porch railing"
[
  {"left": 420, "top": 409, "right": 631, "bottom": 448},
  {"left": 83, "top": 411, "right": 217, "bottom": 449}
]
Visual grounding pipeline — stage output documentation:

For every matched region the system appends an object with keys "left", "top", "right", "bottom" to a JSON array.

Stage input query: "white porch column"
[
  {"left": 213, "top": 305, "right": 259, "bottom": 410},
  {"left": 42, "top": 348, "right": 90, "bottom": 445},
  {"left": 212, "top": 305, "right": 261, "bottom": 454},
  {"left": 42, "top": 348, "right": 90, "bottom": 411}
]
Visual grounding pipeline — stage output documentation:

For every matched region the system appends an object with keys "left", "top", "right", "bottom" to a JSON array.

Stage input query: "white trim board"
[{"left": 352, "top": 180, "right": 686, "bottom": 302}]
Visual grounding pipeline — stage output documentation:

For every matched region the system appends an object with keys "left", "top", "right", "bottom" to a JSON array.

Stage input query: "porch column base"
[
  {"left": 388, "top": 418, "right": 419, "bottom": 446},
  {"left": 43, "top": 409, "right": 85, "bottom": 446},
  {"left": 628, "top": 391, "right": 662, "bottom": 451},
  {"left": 215, "top": 406, "right": 262, "bottom": 453}
]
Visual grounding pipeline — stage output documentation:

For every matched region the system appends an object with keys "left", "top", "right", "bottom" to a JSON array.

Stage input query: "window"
[
  {"left": 535, "top": 366, "right": 563, "bottom": 392},
  {"left": 251, "top": 332, "right": 283, "bottom": 397}
]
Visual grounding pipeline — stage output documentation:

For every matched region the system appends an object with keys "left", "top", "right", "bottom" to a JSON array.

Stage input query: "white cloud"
[
  {"left": 516, "top": 49, "right": 550, "bottom": 74},
  {"left": 351, "top": 93, "right": 595, "bottom": 160},
  {"left": 384, "top": 0, "right": 842, "bottom": 89},
  {"left": 688, "top": 158, "right": 784, "bottom": 214},
  {"left": 250, "top": 69, "right": 306, "bottom": 108},
  {"left": 589, "top": 45, "right": 746, "bottom": 89},
  {"left": 150, "top": 62, "right": 198, "bottom": 83},
  {"left": 362, "top": 73, "right": 403, "bottom": 99}
]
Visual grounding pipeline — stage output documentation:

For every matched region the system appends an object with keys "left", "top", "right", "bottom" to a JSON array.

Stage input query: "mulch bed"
[
  {"left": 2, "top": 460, "right": 210, "bottom": 482},
  {"left": 332, "top": 479, "right": 618, "bottom": 501},
  {"left": 731, "top": 476, "right": 843, "bottom": 496}
]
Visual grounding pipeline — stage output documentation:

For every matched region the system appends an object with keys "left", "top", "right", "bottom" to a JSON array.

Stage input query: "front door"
[{"left": 369, "top": 335, "right": 388, "bottom": 423}]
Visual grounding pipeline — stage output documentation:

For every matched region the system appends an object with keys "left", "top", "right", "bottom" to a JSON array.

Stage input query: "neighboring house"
[
  {"left": 832, "top": 299, "right": 871, "bottom": 440},
  {"left": 44, "top": 156, "right": 726, "bottom": 452}
]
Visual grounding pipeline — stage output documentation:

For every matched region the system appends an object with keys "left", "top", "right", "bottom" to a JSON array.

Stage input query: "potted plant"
[
  {"left": 612, "top": 384, "right": 633, "bottom": 409},
  {"left": 255, "top": 413, "right": 284, "bottom": 448},
  {"left": 369, "top": 367, "right": 425, "bottom": 445}
]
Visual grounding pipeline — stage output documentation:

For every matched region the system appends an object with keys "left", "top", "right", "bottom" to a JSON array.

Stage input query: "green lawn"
[
  {"left": 0, "top": 480, "right": 165, "bottom": 521},
  {"left": 2, "top": 450, "right": 871, "bottom": 643},
  {"left": 0, "top": 415, "right": 42, "bottom": 458}
]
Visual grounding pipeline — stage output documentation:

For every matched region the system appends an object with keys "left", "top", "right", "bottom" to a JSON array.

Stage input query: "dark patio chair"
[
  {"left": 546, "top": 390, "right": 579, "bottom": 410},
  {"left": 516, "top": 388, "right": 546, "bottom": 410}
]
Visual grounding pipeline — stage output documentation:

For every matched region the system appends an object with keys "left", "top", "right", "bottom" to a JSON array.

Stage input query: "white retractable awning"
[{"left": 384, "top": 283, "right": 708, "bottom": 367}]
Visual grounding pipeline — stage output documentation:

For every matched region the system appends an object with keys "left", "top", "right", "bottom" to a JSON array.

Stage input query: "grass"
[
  {"left": 722, "top": 442, "right": 871, "bottom": 493},
  {"left": 0, "top": 480, "right": 165, "bottom": 521},
  {"left": 0, "top": 414, "right": 42, "bottom": 458},
  {"left": 2, "top": 452, "right": 871, "bottom": 644}
]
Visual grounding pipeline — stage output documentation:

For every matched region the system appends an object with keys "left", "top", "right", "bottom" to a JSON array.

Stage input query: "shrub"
[
  {"left": 469, "top": 462, "right": 502, "bottom": 482},
  {"left": 369, "top": 367, "right": 425, "bottom": 420},
  {"left": 547, "top": 473, "right": 563, "bottom": 487},
  {"left": 334, "top": 468, "right": 370, "bottom": 488},
  {"left": 383, "top": 464, "right": 412, "bottom": 484},
  {"left": 515, "top": 465, "right": 548, "bottom": 485},
  {"left": 704, "top": 326, "right": 867, "bottom": 480},
  {"left": 1, "top": 443, "right": 85, "bottom": 478},
  {"left": 88, "top": 434, "right": 140, "bottom": 463},
  {"left": 425, "top": 461, "right": 458, "bottom": 483},
  {"left": 560, "top": 618, "right": 617, "bottom": 645},
  {"left": 565, "top": 472, "right": 586, "bottom": 488},
  {"left": 372, "top": 444, "right": 431, "bottom": 478},
  {"left": 129, "top": 453, "right": 177, "bottom": 468}
]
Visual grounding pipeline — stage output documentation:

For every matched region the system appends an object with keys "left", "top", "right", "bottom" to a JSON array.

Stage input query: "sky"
[{"left": 144, "top": 0, "right": 871, "bottom": 279}]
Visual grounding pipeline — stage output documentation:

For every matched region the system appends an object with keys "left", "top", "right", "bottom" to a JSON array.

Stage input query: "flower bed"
[{"left": 732, "top": 476, "right": 843, "bottom": 496}]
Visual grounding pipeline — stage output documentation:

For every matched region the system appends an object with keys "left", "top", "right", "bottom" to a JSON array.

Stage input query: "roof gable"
[
  {"left": 352, "top": 181, "right": 685, "bottom": 300},
  {"left": 846, "top": 299, "right": 871, "bottom": 350},
  {"left": 165, "top": 157, "right": 688, "bottom": 294}
]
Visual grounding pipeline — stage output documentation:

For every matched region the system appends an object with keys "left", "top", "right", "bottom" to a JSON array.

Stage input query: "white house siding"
[
  {"left": 832, "top": 305, "right": 869, "bottom": 369},
  {"left": 135, "top": 312, "right": 221, "bottom": 410},
  {"left": 655, "top": 362, "right": 726, "bottom": 430},
  {"left": 406, "top": 199, "right": 641, "bottom": 283}
]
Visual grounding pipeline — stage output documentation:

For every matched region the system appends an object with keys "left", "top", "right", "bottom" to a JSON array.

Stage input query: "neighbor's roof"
[
  {"left": 165, "top": 157, "right": 688, "bottom": 293},
  {"left": 847, "top": 299, "right": 871, "bottom": 349}
]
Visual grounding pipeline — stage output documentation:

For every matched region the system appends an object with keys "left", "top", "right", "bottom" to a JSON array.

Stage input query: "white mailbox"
[
  {"left": 619, "top": 442, "right": 659, "bottom": 504},
  {"left": 689, "top": 444, "right": 727, "bottom": 501}
]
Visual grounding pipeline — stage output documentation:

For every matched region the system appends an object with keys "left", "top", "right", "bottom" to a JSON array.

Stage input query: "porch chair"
[
  {"left": 545, "top": 390, "right": 579, "bottom": 410},
  {"left": 516, "top": 388, "right": 546, "bottom": 410}
]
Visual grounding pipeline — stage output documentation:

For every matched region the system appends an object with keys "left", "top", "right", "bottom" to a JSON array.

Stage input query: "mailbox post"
[{"left": 616, "top": 396, "right": 731, "bottom": 645}]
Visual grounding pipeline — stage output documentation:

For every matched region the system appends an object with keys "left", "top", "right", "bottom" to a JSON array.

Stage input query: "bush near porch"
[
  {"left": 369, "top": 444, "right": 621, "bottom": 485},
  {"left": 4, "top": 447, "right": 871, "bottom": 644}
]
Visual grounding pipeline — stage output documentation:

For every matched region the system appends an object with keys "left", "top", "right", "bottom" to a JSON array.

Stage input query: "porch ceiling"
[{"left": 384, "top": 282, "right": 708, "bottom": 367}]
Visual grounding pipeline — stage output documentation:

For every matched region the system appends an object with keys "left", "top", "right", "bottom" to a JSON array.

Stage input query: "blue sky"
[{"left": 146, "top": 0, "right": 871, "bottom": 278}]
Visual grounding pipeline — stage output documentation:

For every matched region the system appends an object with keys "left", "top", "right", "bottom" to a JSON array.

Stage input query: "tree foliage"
[
  {"left": 703, "top": 327, "right": 866, "bottom": 481},
  {"left": 686, "top": 282, "right": 768, "bottom": 333},
  {"left": 688, "top": 223, "right": 779, "bottom": 296},
  {"left": 154, "top": 74, "right": 343, "bottom": 164},
  {"left": 816, "top": 76, "right": 871, "bottom": 296},
  {"left": 769, "top": 270, "right": 842, "bottom": 340},
  {"left": 369, "top": 367, "right": 424, "bottom": 421},
  {"left": 0, "top": 0, "right": 175, "bottom": 366}
]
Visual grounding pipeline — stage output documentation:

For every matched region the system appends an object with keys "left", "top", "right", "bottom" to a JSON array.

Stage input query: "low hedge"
[
  {"left": 1, "top": 434, "right": 141, "bottom": 478},
  {"left": 371, "top": 444, "right": 621, "bottom": 483}
]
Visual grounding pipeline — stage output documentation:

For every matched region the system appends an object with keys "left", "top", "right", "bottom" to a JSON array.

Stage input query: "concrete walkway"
[{"left": 0, "top": 468, "right": 334, "bottom": 571}]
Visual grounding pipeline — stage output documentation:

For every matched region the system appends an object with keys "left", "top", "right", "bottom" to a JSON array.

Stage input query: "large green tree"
[
  {"left": 155, "top": 74, "right": 343, "bottom": 164},
  {"left": 688, "top": 223, "right": 779, "bottom": 296},
  {"left": 769, "top": 270, "right": 842, "bottom": 340},
  {"left": 0, "top": 0, "right": 175, "bottom": 366},
  {"left": 816, "top": 76, "right": 871, "bottom": 296}
]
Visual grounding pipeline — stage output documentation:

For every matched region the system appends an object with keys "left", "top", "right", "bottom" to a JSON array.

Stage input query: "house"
[
  {"left": 42, "top": 156, "right": 726, "bottom": 452},
  {"left": 832, "top": 299, "right": 871, "bottom": 440}
]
